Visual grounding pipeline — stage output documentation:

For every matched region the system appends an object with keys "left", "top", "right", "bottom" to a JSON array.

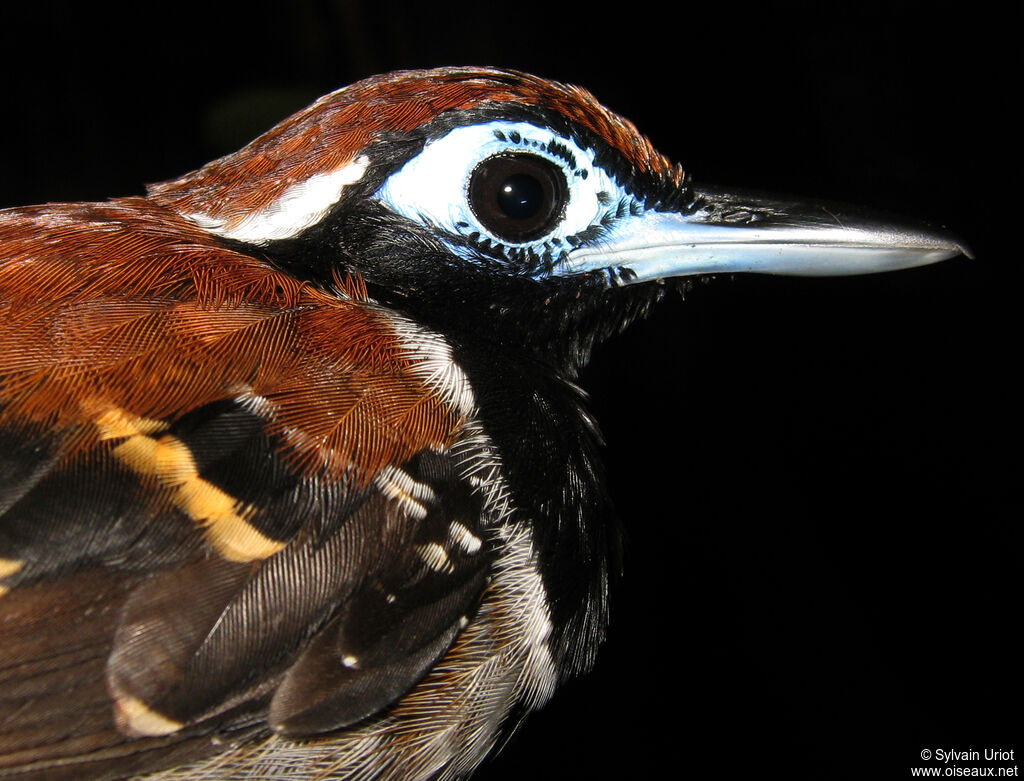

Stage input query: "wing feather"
[{"left": 0, "top": 200, "right": 495, "bottom": 777}]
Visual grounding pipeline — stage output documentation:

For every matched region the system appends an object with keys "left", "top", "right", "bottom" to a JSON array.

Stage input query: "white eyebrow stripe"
[{"left": 185, "top": 155, "right": 370, "bottom": 244}]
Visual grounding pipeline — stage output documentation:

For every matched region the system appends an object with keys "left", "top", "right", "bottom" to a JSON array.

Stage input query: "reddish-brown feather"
[
  {"left": 146, "top": 67, "right": 685, "bottom": 226},
  {"left": 0, "top": 199, "right": 464, "bottom": 487}
]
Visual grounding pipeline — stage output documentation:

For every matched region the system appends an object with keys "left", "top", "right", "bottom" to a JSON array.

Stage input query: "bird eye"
[{"left": 468, "top": 154, "right": 568, "bottom": 243}]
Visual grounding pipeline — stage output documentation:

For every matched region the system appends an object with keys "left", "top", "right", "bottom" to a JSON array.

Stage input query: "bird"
[{"left": 0, "top": 66, "right": 967, "bottom": 780}]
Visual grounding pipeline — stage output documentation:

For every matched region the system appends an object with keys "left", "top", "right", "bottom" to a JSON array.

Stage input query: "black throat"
[{"left": 255, "top": 201, "right": 673, "bottom": 676}]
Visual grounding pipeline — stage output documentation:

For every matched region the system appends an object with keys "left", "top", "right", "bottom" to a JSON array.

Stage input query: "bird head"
[{"left": 147, "top": 67, "right": 967, "bottom": 374}]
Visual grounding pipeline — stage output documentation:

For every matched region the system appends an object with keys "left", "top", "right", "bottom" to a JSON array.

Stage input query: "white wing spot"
[
  {"left": 448, "top": 521, "right": 482, "bottom": 554},
  {"left": 417, "top": 542, "right": 454, "bottom": 573},
  {"left": 374, "top": 466, "right": 435, "bottom": 520}
]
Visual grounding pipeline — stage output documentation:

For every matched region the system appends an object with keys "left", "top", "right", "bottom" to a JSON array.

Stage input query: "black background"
[{"left": 1, "top": 2, "right": 1014, "bottom": 779}]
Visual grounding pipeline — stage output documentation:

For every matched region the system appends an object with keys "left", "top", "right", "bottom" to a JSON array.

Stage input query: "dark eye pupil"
[
  {"left": 469, "top": 153, "right": 567, "bottom": 243},
  {"left": 498, "top": 174, "right": 544, "bottom": 220}
]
